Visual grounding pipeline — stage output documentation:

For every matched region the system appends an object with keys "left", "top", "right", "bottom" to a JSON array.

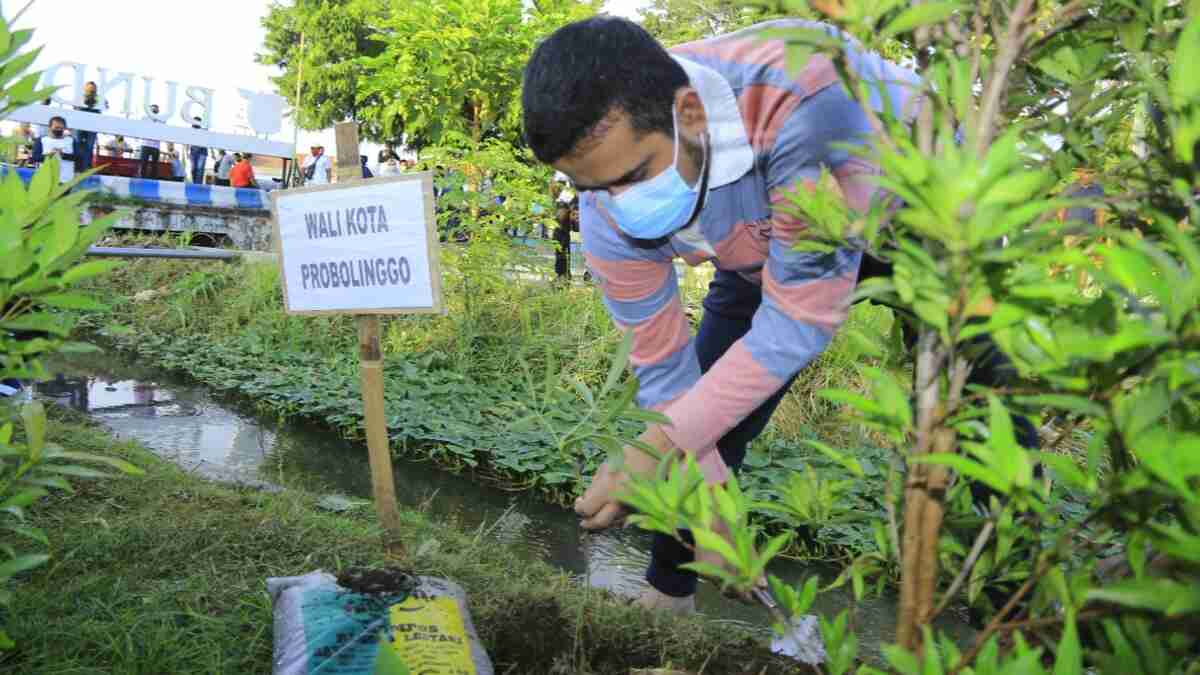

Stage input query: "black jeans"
[
  {"left": 646, "top": 271, "right": 799, "bottom": 597},
  {"left": 139, "top": 146, "right": 161, "bottom": 179}
]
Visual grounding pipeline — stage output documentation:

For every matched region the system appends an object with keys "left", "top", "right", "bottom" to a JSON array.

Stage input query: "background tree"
[
  {"left": 639, "top": 0, "right": 791, "bottom": 44},
  {"left": 355, "top": 0, "right": 598, "bottom": 150},
  {"left": 256, "top": 0, "right": 393, "bottom": 142}
]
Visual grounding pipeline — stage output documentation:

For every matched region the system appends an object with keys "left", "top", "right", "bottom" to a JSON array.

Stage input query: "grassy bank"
[
  {"left": 1, "top": 405, "right": 795, "bottom": 674},
  {"left": 75, "top": 251, "right": 897, "bottom": 559}
]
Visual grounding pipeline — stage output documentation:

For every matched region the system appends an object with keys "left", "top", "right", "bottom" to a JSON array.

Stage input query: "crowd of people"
[
  {"left": 2, "top": 80, "right": 270, "bottom": 189},
  {"left": 2, "top": 82, "right": 427, "bottom": 193}
]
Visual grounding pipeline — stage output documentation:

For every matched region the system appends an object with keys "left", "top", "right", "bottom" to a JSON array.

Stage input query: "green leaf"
[
  {"left": 602, "top": 329, "right": 633, "bottom": 396},
  {"left": 20, "top": 401, "right": 45, "bottom": 455},
  {"left": 40, "top": 465, "right": 109, "bottom": 479},
  {"left": 4, "top": 524, "right": 47, "bottom": 546},
  {"left": 1170, "top": 13, "right": 1200, "bottom": 103},
  {"left": 38, "top": 293, "right": 108, "bottom": 311},
  {"left": 1085, "top": 579, "right": 1179, "bottom": 612},
  {"left": 1035, "top": 453, "right": 1093, "bottom": 492},
  {"left": 912, "top": 454, "right": 1010, "bottom": 494},
  {"left": 0, "top": 313, "right": 70, "bottom": 337},
  {"left": 1013, "top": 394, "right": 1105, "bottom": 420},
  {"left": 802, "top": 439, "right": 865, "bottom": 478},
  {"left": 56, "top": 451, "right": 144, "bottom": 476},
  {"left": 691, "top": 527, "right": 740, "bottom": 568},
  {"left": 59, "top": 259, "right": 123, "bottom": 285},
  {"left": 882, "top": 644, "right": 921, "bottom": 675},
  {"left": 0, "top": 554, "right": 50, "bottom": 582},
  {"left": 1, "top": 488, "right": 48, "bottom": 510},
  {"left": 881, "top": 2, "right": 961, "bottom": 39}
]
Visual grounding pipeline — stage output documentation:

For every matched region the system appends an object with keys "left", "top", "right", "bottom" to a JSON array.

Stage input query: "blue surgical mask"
[{"left": 599, "top": 108, "right": 707, "bottom": 241}]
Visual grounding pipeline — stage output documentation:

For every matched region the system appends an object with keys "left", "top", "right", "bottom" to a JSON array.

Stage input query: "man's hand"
[{"left": 574, "top": 425, "right": 675, "bottom": 531}]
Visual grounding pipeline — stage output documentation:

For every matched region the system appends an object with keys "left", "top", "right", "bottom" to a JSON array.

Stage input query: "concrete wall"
[{"left": 82, "top": 203, "right": 274, "bottom": 251}]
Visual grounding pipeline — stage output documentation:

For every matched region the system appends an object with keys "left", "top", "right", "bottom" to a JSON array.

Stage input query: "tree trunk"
[{"left": 896, "top": 332, "right": 948, "bottom": 652}]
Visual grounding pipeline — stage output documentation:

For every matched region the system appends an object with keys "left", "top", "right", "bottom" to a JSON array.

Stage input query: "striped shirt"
[{"left": 580, "top": 20, "right": 920, "bottom": 481}]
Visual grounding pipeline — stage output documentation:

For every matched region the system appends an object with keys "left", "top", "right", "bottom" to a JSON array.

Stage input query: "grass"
[
  {"left": 1, "top": 405, "right": 796, "bottom": 674},
  {"left": 70, "top": 247, "right": 903, "bottom": 560}
]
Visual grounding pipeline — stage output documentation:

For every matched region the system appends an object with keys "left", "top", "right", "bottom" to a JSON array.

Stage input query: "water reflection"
[{"left": 37, "top": 352, "right": 966, "bottom": 651}]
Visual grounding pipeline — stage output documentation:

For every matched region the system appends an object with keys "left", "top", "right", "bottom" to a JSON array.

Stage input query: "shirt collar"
[{"left": 671, "top": 55, "right": 753, "bottom": 189}]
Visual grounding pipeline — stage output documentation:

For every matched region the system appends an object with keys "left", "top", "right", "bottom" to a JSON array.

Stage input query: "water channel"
[{"left": 36, "top": 350, "right": 967, "bottom": 656}]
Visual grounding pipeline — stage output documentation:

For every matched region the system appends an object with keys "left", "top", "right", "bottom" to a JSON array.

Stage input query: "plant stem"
[
  {"left": 951, "top": 554, "right": 1052, "bottom": 674},
  {"left": 927, "top": 518, "right": 994, "bottom": 622},
  {"left": 975, "top": 0, "right": 1037, "bottom": 154}
]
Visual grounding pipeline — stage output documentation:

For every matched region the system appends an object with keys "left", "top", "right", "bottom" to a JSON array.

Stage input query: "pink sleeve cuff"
[{"left": 650, "top": 399, "right": 731, "bottom": 485}]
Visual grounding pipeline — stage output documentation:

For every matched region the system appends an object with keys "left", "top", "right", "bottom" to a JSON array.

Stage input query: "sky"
[{"left": 6, "top": 0, "right": 648, "bottom": 152}]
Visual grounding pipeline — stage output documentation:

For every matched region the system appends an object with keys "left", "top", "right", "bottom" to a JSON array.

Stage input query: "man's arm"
[
  {"left": 580, "top": 196, "right": 729, "bottom": 482},
  {"left": 657, "top": 85, "right": 877, "bottom": 458}
]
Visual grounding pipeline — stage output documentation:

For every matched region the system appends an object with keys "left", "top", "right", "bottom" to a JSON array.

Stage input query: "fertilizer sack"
[{"left": 268, "top": 569, "right": 494, "bottom": 675}]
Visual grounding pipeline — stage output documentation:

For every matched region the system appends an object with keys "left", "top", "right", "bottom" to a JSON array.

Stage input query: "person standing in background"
[
  {"left": 229, "top": 152, "right": 257, "bottom": 188},
  {"left": 301, "top": 144, "right": 331, "bottom": 185},
  {"left": 377, "top": 155, "right": 402, "bottom": 176},
  {"left": 73, "top": 81, "right": 104, "bottom": 173},
  {"left": 40, "top": 116, "right": 75, "bottom": 184},
  {"left": 166, "top": 143, "right": 185, "bottom": 182},
  {"left": 214, "top": 150, "right": 234, "bottom": 186},
  {"left": 188, "top": 116, "right": 208, "bottom": 184},
  {"left": 138, "top": 104, "right": 165, "bottom": 179},
  {"left": 104, "top": 135, "right": 130, "bottom": 157}
]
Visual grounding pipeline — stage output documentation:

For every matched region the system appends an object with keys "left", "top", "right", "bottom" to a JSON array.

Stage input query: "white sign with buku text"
[{"left": 271, "top": 174, "right": 443, "bottom": 315}]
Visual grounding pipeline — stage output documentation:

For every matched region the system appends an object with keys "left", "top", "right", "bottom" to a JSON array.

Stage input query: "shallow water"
[{"left": 37, "top": 351, "right": 967, "bottom": 652}]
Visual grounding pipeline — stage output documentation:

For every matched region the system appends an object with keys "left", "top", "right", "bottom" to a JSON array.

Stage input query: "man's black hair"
[
  {"left": 48, "top": 115, "right": 66, "bottom": 126},
  {"left": 522, "top": 16, "right": 687, "bottom": 164}
]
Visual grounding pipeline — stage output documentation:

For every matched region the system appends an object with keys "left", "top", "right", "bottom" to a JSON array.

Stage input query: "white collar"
[{"left": 672, "top": 55, "right": 754, "bottom": 189}]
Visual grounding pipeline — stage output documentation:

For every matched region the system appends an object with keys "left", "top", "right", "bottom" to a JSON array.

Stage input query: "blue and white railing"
[{"left": 1, "top": 165, "right": 267, "bottom": 211}]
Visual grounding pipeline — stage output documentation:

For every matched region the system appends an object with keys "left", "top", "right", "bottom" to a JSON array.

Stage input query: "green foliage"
[
  {"left": 639, "top": 0, "right": 792, "bottom": 45},
  {"left": 256, "top": 0, "right": 393, "bottom": 140},
  {"left": 4, "top": 414, "right": 797, "bottom": 673},
  {"left": 355, "top": 0, "right": 597, "bottom": 148},
  {"left": 0, "top": 13, "right": 140, "bottom": 650},
  {"left": 575, "top": 1, "right": 1200, "bottom": 672},
  {"left": 0, "top": 402, "right": 142, "bottom": 648}
]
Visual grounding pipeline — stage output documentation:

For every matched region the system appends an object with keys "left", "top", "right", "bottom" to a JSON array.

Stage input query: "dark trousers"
[
  {"left": 553, "top": 221, "right": 572, "bottom": 279},
  {"left": 647, "top": 271, "right": 799, "bottom": 597},
  {"left": 74, "top": 133, "right": 95, "bottom": 173},
  {"left": 190, "top": 150, "right": 207, "bottom": 184},
  {"left": 214, "top": 178, "right": 230, "bottom": 187},
  {"left": 138, "top": 146, "right": 161, "bottom": 179}
]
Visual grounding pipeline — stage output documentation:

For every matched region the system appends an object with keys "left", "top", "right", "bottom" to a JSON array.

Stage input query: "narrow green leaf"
[
  {"left": 55, "top": 452, "right": 144, "bottom": 476},
  {"left": 20, "top": 401, "right": 45, "bottom": 455},
  {"left": 0, "top": 554, "right": 50, "bottom": 582},
  {"left": 40, "top": 465, "right": 109, "bottom": 479},
  {"left": 59, "top": 259, "right": 123, "bottom": 285},
  {"left": 602, "top": 329, "right": 633, "bottom": 396},
  {"left": 882, "top": 2, "right": 961, "bottom": 38},
  {"left": 38, "top": 293, "right": 108, "bottom": 311},
  {"left": 912, "top": 454, "right": 1011, "bottom": 493},
  {"left": 4, "top": 524, "right": 48, "bottom": 546}
]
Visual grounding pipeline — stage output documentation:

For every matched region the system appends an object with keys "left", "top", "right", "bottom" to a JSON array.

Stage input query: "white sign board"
[{"left": 271, "top": 174, "right": 443, "bottom": 315}]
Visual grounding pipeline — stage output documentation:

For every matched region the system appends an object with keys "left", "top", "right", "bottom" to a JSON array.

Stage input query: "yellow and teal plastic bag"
[{"left": 268, "top": 570, "right": 493, "bottom": 675}]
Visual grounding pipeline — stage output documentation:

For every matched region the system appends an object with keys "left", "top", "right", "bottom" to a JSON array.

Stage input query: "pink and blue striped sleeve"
[
  {"left": 658, "top": 84, "right": 880, "bottom": 467},
  {"left": 580, "top": 198, "right": 732, "bottom": 482}
]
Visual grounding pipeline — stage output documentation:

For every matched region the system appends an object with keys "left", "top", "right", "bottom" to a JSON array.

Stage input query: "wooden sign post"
[{"left": 270, "top": 122, "right": 443, "bottom": 540}]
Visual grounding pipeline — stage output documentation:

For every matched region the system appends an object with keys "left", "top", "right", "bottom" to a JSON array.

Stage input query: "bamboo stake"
[{"left": 334, "top": 121, "right": 401, "bottom": 540}]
